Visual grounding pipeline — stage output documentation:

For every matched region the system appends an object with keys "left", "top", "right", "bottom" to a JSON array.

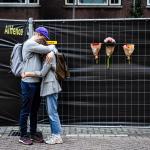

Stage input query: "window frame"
[
  {"left": 65, "top": 0, "right": 121, "bottom": 6},
  {"left": 0, "top": 0, "right": 39, "bottom": 7},
  {"left": 78, "top": 0, "right": 108, "bottom": 6}
]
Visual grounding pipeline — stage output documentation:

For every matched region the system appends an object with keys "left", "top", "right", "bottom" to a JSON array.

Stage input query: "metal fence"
[
  {"left": 0, "top": 18, "right": 150, "bottom": 126},
  {"left": 34, "top": 18, "right": 150, "bottom": 126}
]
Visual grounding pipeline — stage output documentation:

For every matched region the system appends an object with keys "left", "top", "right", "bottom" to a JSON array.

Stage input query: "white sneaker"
[{"left": 45, "top": 135, "right": 63, "bottom": 145}]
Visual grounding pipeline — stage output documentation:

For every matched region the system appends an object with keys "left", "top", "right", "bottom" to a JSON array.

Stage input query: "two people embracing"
[{"left": 19, "top": 26, "right": 63, "bottom": 145}]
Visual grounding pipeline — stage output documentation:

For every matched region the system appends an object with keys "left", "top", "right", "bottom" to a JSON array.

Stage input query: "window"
[
  {"left": 66, "top": 0, "right": 74, "bottom": 4},
  {"left": 147, "top": 0, "right": 150, "bottom": 5},
  {"left": 0, "top": 0, "right": 25, "bottom": 3},
  {"left": 66, "top": 0, "right": 121, "bottom": 5},
  {"left": 79, "top": 0, "right": 107, "bottom": 5},
  {"left": 0, "top": 0, "right": 39, "bottom": 6},
  {"left": 110, "top": 0, "right": 120, "bottom": 5},
  {"left": 28, "top": 0, "right": 38, "bottom": 3}
]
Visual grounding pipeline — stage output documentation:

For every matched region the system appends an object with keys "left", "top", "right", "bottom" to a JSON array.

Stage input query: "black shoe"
[{"left": 30, "top": 132, "right": 44, "bottom": 143}]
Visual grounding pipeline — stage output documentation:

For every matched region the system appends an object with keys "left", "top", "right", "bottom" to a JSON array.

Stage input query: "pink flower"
[
  {"left": 104, "top": 37, "right": 116, "bottom": 44},
  {"left": 123, "top": 44, "right": 127, "bottom": 49}
]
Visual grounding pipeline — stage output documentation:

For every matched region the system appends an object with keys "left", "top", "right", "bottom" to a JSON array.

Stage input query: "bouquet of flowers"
[
  {"left": 123, "top": 44, "right": 135, "bottom": 64},
  {"left": 90, "top": 43, "right": 102, "bottom": 64},
  {"left": 104, "top": 37, "right": 116, "bottom": 69}
]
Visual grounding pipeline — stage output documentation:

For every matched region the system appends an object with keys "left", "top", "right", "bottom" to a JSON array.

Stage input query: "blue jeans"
[
  {"left": 45, "top": 93, "right": 62, "bottom": 135},
  {"left": 19, "top": 81, "right": 41, "bottom": 137}
]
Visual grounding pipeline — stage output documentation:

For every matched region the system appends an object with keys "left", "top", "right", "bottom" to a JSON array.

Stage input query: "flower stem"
[
  {"left": 127, "top": 56, "right": 131, "bottom": 64},
  {"left": 107, "top": 56, "right": 110, "bottom": 69},
  {"left": 95, "top": 58, "right": 99, "bottom": 64},
  {"left": 128, "top": 59, "right": 130, "bottom": 64}
]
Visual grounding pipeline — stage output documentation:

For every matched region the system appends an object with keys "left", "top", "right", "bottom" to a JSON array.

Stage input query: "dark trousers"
[{"left": 19, "top": 81, "right": 41, "bottom": 137}]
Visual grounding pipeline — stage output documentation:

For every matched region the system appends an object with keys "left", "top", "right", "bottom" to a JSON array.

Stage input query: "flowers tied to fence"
[
  {"left": 90, "top": 43, "right": 102, "bottom": 64},
  {"left": 104, "top": 37, "right": 116, "bottom": 69},
  {"left": 123, "top": 44, "right": 135, "bottom": 64}
]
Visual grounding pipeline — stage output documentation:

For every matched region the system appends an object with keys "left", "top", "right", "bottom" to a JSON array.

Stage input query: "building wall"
[
  {"left": 143, "top": 0, "right": 150, "bottom": 17},
  {"left": 0, "top": 0, "right": 149, "bottom": 19},
  {"left": 40, "top": 0, "right": 132, "bottom": 19},
  {"left": 0, "top": 7, "right": 40, "bottom": 19}
]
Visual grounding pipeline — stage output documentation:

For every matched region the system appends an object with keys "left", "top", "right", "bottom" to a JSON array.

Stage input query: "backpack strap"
[{"left": 21, "top": 42, "right": 34, "bottom": 65}]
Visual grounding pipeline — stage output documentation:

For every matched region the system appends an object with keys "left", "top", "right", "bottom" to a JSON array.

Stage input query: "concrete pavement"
[{"left": 1, "top": 125, "right": 150, "bottom": 150}]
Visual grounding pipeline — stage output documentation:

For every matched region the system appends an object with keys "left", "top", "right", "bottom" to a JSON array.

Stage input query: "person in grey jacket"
[
  {"left": 19, "top": 27, "right": 57, "bottom": 145},
  {"left": 22, "top": 51, "right": 63, "bottom": 145}
]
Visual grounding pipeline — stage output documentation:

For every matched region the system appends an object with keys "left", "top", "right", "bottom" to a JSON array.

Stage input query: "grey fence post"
[
  {"left": 27, "top": 17, "right": 34, "bottom": 127},
  {"left": 28, "top": 17, "right": 33, "bottom": 38}
]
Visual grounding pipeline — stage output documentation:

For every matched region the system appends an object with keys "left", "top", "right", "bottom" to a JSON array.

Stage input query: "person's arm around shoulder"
[
  {"left": 22, "top": 62, "right": 52, "bottom": 78},
  {"left": 28, "top": 41, "right": 57, "bottom": 54},
  {"left": 22, "top": 53, "right": 56, "bottom": 78}
]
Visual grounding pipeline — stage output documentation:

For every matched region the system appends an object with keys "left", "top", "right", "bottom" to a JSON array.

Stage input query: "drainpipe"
[
  {"left": 133, "top": 0, "right": 136, "bottom": 12},
  {"left": 72, "top": 0, "right": 76, "bottom": 19}
]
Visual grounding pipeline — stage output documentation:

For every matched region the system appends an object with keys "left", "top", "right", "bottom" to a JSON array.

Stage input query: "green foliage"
[{"left": 130, "top": 0, "right": 143, "bottom": 17}]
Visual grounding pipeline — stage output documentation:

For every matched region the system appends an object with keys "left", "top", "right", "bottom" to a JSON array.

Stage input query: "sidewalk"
[{"left": 1, "top": 125, "right": 150, "bottom": 150}]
